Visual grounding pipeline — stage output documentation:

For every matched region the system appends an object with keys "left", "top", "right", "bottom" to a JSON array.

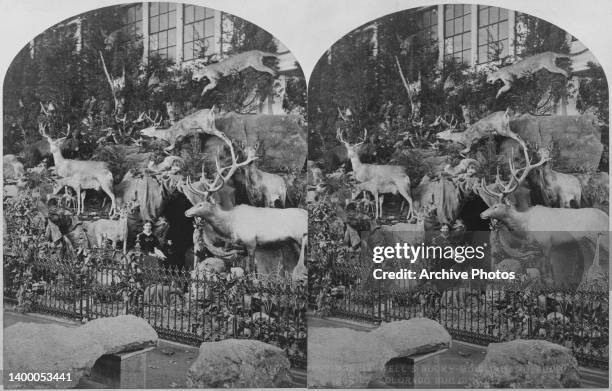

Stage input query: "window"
[
  {"left": 183, "top": 5, "right": 215, "bottom": 61},
  {"left": 477, "top": 6, "right": 509, "bottom": 63},
  {"left": 444, "top": 4, "right": 471, "bottom": 64},
  {"left": 149, "top": 2, "right": 176, "bottom": 61},
  {"left": 122, "top": 4, "right": 142, "bottom": 38},
  {"left": 417, "top": 7, "right": 438, "bottom": 43}
]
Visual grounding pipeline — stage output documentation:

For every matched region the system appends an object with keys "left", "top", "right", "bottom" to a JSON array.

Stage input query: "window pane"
[
  {"left": 463, "top": 13, "right": 471, "bottom": 30},
  {"left": 168, "top": 29, "right": 176, "bottom": 46},
  {"left": 185, "top": 5, "right": 194, "bottom": 23},
  {"left": 453, "top": 35, "right": 462, "bottom": 51},
  {"left": 169, "top": 11, "right": 176, "bottom": 28},
  {"left": 430, "top": 26, "right": 438, "bottom": 41},
  {"left": 463, "top": 49, "right": 471, "bottom": 64},
  {"left": 150, "top": 16, "right": 159, "bottom": 33},
  {"left": 479, "top": 8, "right": 488, "bottom": 26},
  {"left": 445, "top": 37, "right": 453, "bottom": 54},
  {"left": 500, "top": 8, "right": 508, "bottom": 20},
  {"left": 489, "top": 25, "right": 498, "bottom": 41},
  {"left": 160, "top": 2, "right": 168, "bottom": 13},
  {"left": 195, "top": 6, "right": 205, "bottom": 21},
  {"left": 204, "top": 18, "right": 215, "bottom": 37},
  {"left": 184, "top": 42, "right": 193, "bottom": 60},
  {"left": 194, "top": 21, "right": 204, "bottom": 39},
  {"left": 445, "top": 20, "right": 454, "bottom": 36},
  {"left": 135, "top": 21, "right": 142, "bottom": 36},
  {"left": 478, "top": 27, "right": 488, "bottom": 45},
  {"left": 205, "top": 7, "right": 215, "bottom": 18},
  {"left": 499, "top": 21, "right": 508, "bottom": 39},
  {"left": 160, "top": 13, "right": 168, "bottom": 30},
  {"left": 454, "top": 18, "right": 463, "bottom": 34},
  {"left": 150, "top": 34, "right": 158, "bottom": 51},
  {"left": 150, "top": 2, "right": 159, "bottom": 16},
  {"left": 127, "top": 7, "right": 135, "bottom": 23},
  {"left": 463, "top": 31, "right": 471, "bottom": 47},
  {"left": 184, "top": 25, "right": 193, "bottom": 42},
  {"left": 167, "top": 46, "right": 176, "bottom": 61},
  {"left": 159, "top": 30, "right": 167, "bottom": 48},
  {"left": 445, "top": 5, "right": 453, "bottom": 20},
  {"left": 455, "top": 4, "right": 463, "bottom": 15},
  {"left": 490, "top": 7, "right": 499, "bottom": 23},
  {"left": 478, "top": 46, "right": 488, "bottom": 63},
  {"left": 169, "top": 2, "right": 176, "bottom": 11}
]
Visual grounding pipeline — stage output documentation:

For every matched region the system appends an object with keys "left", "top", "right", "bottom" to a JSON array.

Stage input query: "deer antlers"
[
  {"left": 184, "top": 129, "right": 258, "bottom": 197},
  {"left": 481, "top": 139, "right": 550, "bottom": 200},
  {"left": 336, "top": 128, "right": 367, "bottom": 147}
]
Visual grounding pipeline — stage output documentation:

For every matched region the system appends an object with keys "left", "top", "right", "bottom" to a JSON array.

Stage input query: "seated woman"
[{"left": 136, "top": 220, "right": 166, "bottom": 267}]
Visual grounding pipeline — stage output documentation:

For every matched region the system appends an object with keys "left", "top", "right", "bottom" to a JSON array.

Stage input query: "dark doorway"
[
  {"left": 162, "top": 193, "right": 195, "bottom": 269},
  {"left": 459, "top": 196, "right": 490, "bottom": 231}
]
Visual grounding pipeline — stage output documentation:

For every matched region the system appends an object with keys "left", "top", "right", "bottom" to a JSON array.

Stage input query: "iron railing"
[
  {"left": 3, "top": 205, "right": 306, "bottom": 368},
  {"left": 312, "top": 242, "right": 609, "bottom": 370}
]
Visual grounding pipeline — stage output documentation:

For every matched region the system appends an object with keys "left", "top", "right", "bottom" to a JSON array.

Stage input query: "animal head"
[
  {"left": 486, "top": 70, "right": 501, "bottom": 84},
  {"left": 192, "top": 65, "right": 210, "bottom": 82},
  {"left": 38, "top": 123, "right": 66, "bottom": 154},
  {"left": 336, "top": 128, "right": 367, "bottom": 159},
  {"left": 480, "top": 200, "right": 513, "bottom": 220},
  {"left": 196, "top": 107, "right": 218, "bottom": 134},
  {"left": 184, "top": 198, "right": 217, "bottom": 218}
]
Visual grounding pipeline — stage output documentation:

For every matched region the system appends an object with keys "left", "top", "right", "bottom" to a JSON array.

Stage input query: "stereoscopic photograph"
[
  {"left": 3, "top": 1, "right": 307, "bottom": 388},
  {"left": 307, "top": 3, "right": 609, "bottom": 388}
]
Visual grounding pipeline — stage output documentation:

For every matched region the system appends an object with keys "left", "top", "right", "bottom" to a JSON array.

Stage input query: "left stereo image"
[{"left": 2, "top": 2, "right": 307, "bottom": 388}]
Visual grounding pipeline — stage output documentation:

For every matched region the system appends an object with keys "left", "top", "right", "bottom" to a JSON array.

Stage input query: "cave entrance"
[
  {"left": 161, "top": 193, "right": 195, "bottom": 270},
  {"left": 459, "top": 196, "right": 490, "bottom": 231}
]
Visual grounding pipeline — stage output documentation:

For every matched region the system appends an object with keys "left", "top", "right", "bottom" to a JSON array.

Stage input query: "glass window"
[
  {"left": 149, "top": 2, "right": 177, "bottom": 61},
  {"left": 416, "top": 7, "right": 438, "bottom": 43},
  {"left": 477, "top": 6, "right": 510, "bottom": 64},
  {"left": 183, "top": 4, "right": 216, "bottom": 61},
  {"left": 444, "top": 4, "right": 471, "bottom": 64},
  {"left": 121, "top": 4, "right": 143, "bottom": 38}
]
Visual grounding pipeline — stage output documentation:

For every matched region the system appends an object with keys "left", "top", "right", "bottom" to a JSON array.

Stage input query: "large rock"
[
  {"left": 210, "top": 112, "right": 306, "bottom": 171},
  {"left": 470, "top": 339, "right": 581, "bottom": 388},
  {"left": 308, "top": 327, "right": 395, "bottom": 388},
  {"left": 186, "top": 339, "right": 291, "bottom": 388},
  {"left": 370, "top": 318, "right": 451, "bottom": 357},
  {"left": 4, "top": 316, "right": 158, "bottom": 388},
  {"left": 81, "top": 315, "right": 158, "bottom": 354},
  {"left": 309, "top": 319, "right": 450, "bottom": 388}
]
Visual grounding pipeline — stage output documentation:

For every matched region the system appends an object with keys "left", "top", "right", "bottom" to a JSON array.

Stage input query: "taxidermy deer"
[
  {"left": 41, "top": 123, "right": 116, "bottom": 215},
  {"left": 479, "top": 138, "right": 609, "bottom": 282},
  {"left": 242, "top": 144, "right": 287, "bottom": 208},
  {"left": 52, "top": 174, "right": 111, "bottom": 215},
  {"left": 487, "top": 50, "right": 588, "bottom": 98},
  {"left": 89, "top": 206, "right": 130, "bottom": 253},
  {"left": 183, "top": 129, "right": 307, "bottom": 279},
  {"left": 536, "top": 144, "right": 581, "bottom": 208},
  {"left": 337, "top": 128, "right": 413, "bottom": 219},
  {"left": 192, "top": 50, "right": 278, "bottom": 95}
]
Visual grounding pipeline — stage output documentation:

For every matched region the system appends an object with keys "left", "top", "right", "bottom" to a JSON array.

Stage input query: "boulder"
[
  {"left": 186, "top": 339, "right": 291, "bottom": 388},
  {"left": 308, "top": 327, "right": 395, "bottom": 388},
  {"left": 470, "top": 339, "right": 580, "bottom": 388},
  {"left": 370, "top": 318, "right": 451, "bottom": 357},
  {"left": 81, "top": 315, "right": 157, "bottom": 354},
  {"left": 4, "top": 316, "right": 158, "bottom": 389}
]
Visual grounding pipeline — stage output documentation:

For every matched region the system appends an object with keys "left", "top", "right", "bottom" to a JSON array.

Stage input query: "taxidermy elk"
[
  {"left": 40, "top": 123, "right": 117, "bottom": 215},
  {"left": 183, "top": 130, "right": 307, "bottom": 280},
  {"left": 337, "top": 128, "right": 413, "bottom": 219},
  {"left": 89, "top": 206, "right": 131, "bottom": 253},
  {"left": 535, "top": 144, "right": 581, "bottom": 208},
  {"left": 242, "top": 144, "right": 287, "bottom": 208},
  {"left": 480, "top": 138, "right": 609, "bottom": 282}
]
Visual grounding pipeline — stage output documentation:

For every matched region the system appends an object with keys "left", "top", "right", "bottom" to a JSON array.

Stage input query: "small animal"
[
  {"left": 487, "top": 50, "right": 587, "bottom": 98},
  {"left": 89, "top": 207, "right": 130, "bottom": 252},
  {"left": 192, "top": 50, "right": 278, "bottom": 95}
]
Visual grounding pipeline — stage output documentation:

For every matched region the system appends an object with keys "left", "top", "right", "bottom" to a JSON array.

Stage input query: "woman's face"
[{"left": 143, "top": 223, "right": 153, "bottom": 233}]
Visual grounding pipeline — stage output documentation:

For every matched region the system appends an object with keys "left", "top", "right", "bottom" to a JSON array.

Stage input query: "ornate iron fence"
[
  {"left": 3, "top": 205, "right": 306, "bottom": 368},
  {"left": 313, "top": 244, "right": 609, "bottom": 370}
]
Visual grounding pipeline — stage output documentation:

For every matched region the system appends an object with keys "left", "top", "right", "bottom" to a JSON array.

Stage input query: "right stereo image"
[{"left": 306, "top": 3, "right": 609, "bottom": 388}]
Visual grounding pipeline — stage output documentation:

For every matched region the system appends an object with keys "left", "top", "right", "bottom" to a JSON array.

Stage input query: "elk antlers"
[
  {"left": 481, "top": 139, "right": 550, "bottom": 200},
  {"left": 184, "top": 126, "right": 258, "bottom": 197},
  {"left": 336, "top": 128, "right": 367, "bottom": 147}
]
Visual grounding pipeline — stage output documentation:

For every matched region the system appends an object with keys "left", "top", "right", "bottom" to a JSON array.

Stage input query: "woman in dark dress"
[{"left": 136, "top": 220, "right": 166, "bottom": 267}]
